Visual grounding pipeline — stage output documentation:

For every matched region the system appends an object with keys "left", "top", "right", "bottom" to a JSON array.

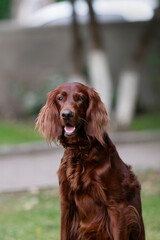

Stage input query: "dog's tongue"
[{"left": 64, "top": 126, "right": 76, "bottom": 135}]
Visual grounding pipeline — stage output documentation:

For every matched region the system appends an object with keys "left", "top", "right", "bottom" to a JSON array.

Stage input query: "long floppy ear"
[
  {"left": 85, "top": 88, "right": 109, "bottom": 145},
  {"left": 36, "top": 90, "right": 62, "bottom": 143}
]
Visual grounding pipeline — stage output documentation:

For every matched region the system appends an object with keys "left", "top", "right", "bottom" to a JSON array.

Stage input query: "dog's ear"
[
  {"left": 85, "top": 88, "right": 109, "bottom": 145},
  {"left": 36, "top": 90, "right": 62, "bottom": 143}
]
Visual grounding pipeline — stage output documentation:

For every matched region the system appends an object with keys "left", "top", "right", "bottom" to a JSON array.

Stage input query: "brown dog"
[{"left": 36, "top": 82, "right": 145, "bottom": 240}]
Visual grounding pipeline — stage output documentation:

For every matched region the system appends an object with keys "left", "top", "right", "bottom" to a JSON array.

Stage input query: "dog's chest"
[{"left": 65, "top": 151, "right": 91, "bottom": 191}]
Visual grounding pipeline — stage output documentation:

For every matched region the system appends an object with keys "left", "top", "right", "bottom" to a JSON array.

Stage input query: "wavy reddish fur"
[{"left": 36, "top": 82, "right": 145, "bottom": 240}]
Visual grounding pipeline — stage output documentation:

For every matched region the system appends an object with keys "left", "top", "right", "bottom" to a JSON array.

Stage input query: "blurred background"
[{"left": 0, "top": 0, "right": 160, "bottom": 240}]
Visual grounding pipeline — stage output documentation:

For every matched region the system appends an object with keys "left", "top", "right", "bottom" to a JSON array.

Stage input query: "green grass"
[
  {"left": 0, "top": 121, "right": 42, "bottom": 145},
  {"left": 142, "top": 194, "right": 160, "bottom": 240},
  {"left": 0, "top": 111, "right": 160, "bottom": 145},
  {"left": 131, "top": 111, "right": 160, "bottom": 131},
  {"left": 0, "top": 171, "right": 160, "bottom": 240},
  {"left": 139, "top": 171, "right": 160, "bottom": 240},
  {"left": 0, "top": 189, "right": 60, "bottom": 240}
]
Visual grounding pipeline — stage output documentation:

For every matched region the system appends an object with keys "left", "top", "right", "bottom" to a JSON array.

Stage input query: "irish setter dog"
[{"left": 36, "top": 82, "right": 145, "bottom": 240}]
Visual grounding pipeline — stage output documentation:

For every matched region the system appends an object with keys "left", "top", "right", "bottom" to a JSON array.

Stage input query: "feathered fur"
[{"left": 36, "top": 82, "right": 145, "bottom": 240}]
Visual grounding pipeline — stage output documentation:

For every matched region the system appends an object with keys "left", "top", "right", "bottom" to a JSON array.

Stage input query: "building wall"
[{"left": 0, "top": 21, "right": 159, "bottom": 117}]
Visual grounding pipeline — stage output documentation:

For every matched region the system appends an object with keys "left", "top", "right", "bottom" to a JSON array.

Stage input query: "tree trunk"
[
  {"left": 69, "top": 0, "right": 86, "bottom": 84},
  {"left": 115, "top": 6, "right": 160, "bottom": 129},
  {"left": 13, "top": 0, "right": 51, "bottom": 23},
  {"left": 86, "top": 0, "right": 113, "bottom": 114}
]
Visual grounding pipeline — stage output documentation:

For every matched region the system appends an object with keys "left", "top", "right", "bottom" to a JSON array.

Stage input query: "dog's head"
[{"left": 36, "top": 82, "right": 108, "bottom": 145}]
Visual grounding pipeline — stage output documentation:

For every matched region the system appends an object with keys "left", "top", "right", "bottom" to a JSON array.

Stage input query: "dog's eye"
[
  {"left": 57, "top": 96, "right": 64, "bottom": 101},
  {"left": 77, "top": 96, "right": 84, "bottom": 101}
]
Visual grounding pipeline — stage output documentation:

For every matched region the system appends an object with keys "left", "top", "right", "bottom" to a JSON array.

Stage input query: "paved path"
[{"left": 0, "top": 142, "right": 160, "bottom": 192}]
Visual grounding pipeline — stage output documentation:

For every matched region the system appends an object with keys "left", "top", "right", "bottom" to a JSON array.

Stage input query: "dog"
[{"left": 36, "top": 82, "right": 145, "bottom": 240}]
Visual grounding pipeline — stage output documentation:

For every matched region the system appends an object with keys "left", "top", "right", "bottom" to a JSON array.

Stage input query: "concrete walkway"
[{"left": 0, "top": 140, "right": 160, "bottom": 192}]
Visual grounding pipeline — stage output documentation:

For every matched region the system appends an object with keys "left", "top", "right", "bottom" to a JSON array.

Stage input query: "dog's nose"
[{"left": 62, "top": 110, "right": 73, "bottom": 120}]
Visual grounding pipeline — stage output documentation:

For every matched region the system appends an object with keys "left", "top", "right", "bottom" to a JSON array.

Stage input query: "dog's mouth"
[{"left": 64, "top": 124, "right": 76, "bottom": 136}]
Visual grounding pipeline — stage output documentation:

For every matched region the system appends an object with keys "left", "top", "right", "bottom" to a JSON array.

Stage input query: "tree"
[
  {"left": 85, "top": 0, "right": 113, "bottom": 114},
  {"left": 13, "top": 0, "right": 52, "bottom": 22},
  {"left": 115, "top": 4, "right": 160, "bottom": 129},
  {"left": 69, "top": 0, "right": 87, "bottom": 84}
]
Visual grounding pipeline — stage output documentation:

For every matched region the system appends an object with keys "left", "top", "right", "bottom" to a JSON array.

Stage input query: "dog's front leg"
[{"left": 59, "top": 183, "right": 79, "bottom": 240}]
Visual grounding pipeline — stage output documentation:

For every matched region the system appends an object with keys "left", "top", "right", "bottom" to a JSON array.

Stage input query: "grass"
[
  {"left": 139, "top": 171, "right": 160, "bottom": 240},
  {"left": 131, "top": 111, "right": 160, "bottom": 131},
  {"left": 0, "top": 189, "right": 60, "bottom": 240},
  {"left": 0, "top": 111, "right": 159, "bottom": 145},
  {"left": 0, "top": 121, "right": 42, "bottom": 145},
  {"left": 0, "top": 171, "right": 160, "bottom": 240}
]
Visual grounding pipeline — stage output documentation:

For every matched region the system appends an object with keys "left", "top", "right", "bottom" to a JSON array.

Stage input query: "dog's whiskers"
[{"left": 79, "top": 117, "right": 88, "bottom": 124}]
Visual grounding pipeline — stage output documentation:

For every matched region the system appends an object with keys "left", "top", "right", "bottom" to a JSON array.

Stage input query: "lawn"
[
  {"left": 0, "top": 189, "right": 60, "bottom": 240},
  {"left": 0, "top": 112, "right": 160, "bottom": 145},
  {"left": 0, "top": 111, "right": 160, "bottom": 145},
  {"left": 131, "top": 111, "right": 160, "bottom": 131},
  {"left": 0, "top": 171, "right": 160, "bottom": 240},
  {"left": 0, "top": 121, "right": 42, "bottom": 145}
]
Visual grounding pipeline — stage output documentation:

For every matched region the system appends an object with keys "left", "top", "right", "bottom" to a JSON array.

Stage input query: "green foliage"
[{"left": 0, "top": 0, "right": 12, "bottom": 19}]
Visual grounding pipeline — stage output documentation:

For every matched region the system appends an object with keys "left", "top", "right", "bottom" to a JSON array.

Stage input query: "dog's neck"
[{"left": 59, "top": 133, "right": 115, "bottom": 155}]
